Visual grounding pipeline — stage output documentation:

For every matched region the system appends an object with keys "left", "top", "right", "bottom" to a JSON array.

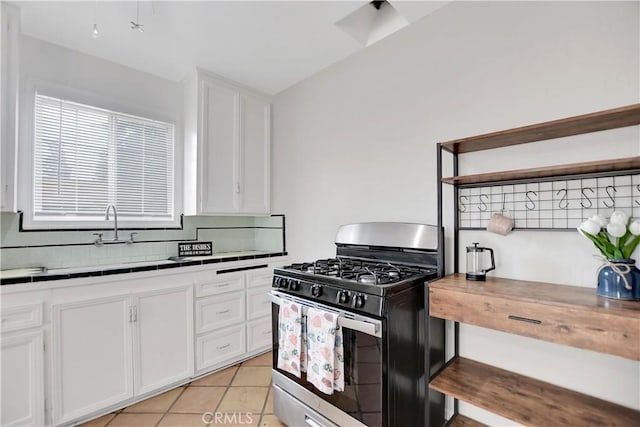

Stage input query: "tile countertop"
[{"left": 0, "top": 251, "right": 288, "bottom": 286}]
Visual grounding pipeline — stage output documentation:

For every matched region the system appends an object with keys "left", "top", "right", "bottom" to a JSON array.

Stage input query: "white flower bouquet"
[{"left": 578, "top": 211, "right": 640, "bottom": 260}]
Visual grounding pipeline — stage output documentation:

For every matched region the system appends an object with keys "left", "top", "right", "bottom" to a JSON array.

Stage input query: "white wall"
[{"left": 272, "top": 1, "right": 640, "bottom": 424}]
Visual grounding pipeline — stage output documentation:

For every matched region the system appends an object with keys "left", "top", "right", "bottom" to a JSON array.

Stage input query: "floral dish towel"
[
  {"left": 306, "top": 307, "right": 344, "bottom": 394},
  {"left": 277, "top": 300, "right": 302, "bottom": 377}
]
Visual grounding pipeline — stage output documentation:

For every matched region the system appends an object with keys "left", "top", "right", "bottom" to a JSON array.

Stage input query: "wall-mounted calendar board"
[{"left": 458, "top": 173, "right": 640, "bottom": 230}]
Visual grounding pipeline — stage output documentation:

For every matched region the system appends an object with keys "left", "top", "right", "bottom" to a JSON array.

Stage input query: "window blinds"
[{"left": 33, "top": 94, "right": 174, "bottom": 222}]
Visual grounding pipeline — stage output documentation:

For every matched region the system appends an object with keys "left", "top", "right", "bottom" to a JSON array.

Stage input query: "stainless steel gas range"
[{"left": 270, "top": 222, "right": 445, "bottom": 427}]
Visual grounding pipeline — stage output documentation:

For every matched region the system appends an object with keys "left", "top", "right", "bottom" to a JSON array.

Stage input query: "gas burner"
[{"left": 359, "top": 274, "right": 377, "bottom": 284}]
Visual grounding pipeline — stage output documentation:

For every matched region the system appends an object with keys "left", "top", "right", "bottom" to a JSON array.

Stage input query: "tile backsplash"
[{"left": 0, "top": 213, "right": 285, "bottom": 270}]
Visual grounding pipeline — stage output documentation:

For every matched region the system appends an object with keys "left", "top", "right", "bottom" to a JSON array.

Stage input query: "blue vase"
[{"left": 597, "top": 259, "right": 640, "bottom": 300}]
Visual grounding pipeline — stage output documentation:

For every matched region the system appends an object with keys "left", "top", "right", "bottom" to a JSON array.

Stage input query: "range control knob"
[
  {"left": 311, "top": 285, "right": 322, "bottom": 297},
  {"left": 354, "top": 294, "right": 365, "bottom": 308},
  {"left": 278, "top": 278, "right": 289, "bottom": 289},
  {"left": 272, "top": 277, "right": 281, "bottom": 288},
  {"left": 337, "top": 290, "right": 350, "bottom": 304},
  {"left": 289, "top": 280, "right": 300, "bottom": 291}
]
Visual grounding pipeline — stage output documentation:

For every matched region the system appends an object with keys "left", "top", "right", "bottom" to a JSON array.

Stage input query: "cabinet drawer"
[
  {"left": 246, "top": 287, "right": 271, "bottom": 320},
  {"left": 195, "top": 271, "right": 244, "bottom": 298},
  {"left": 196, "top": 325, "right": 246, "bottom": 372},
  {"left": 196, "top": 292, "right": 245, "bottom": 334},
  {"left": 247, "top": 317, "right": 272, "bottom": 352},
  {"left": 246, "top": 267, "right": 273, "bottom": 288},
  {"left": 429, "top": 284, "right": 640, "bottom": 360},
  {"left": 1, "top": 303, "right": 43, "bottom": 333}
]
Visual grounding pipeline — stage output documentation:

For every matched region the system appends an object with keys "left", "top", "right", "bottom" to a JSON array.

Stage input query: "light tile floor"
[{"left": 79, "top": 351, "right": 286, "bottom": 427}]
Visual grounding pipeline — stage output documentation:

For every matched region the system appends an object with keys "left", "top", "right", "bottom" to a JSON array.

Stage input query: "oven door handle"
[
  {"left": 270, "top": 292, "right": 382, "bottom": 338},
  {"left": 305, "top": 415, "right": 333, "bottom": 427}
]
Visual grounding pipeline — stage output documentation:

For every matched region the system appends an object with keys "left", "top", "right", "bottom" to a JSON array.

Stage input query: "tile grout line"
[
  {"left": 256, "top": 380, "right": 272, "bottom": 427},
  {"left": 213, "top": 364, "right": 242, "bottom": 414},
  {"left": 155, "top": 385, "right": 189, "bottom": 427}
]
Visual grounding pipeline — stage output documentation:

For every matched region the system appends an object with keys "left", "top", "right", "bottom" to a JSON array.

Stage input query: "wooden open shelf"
[
  {"left": 430, "top": 358, "right": 640, "bottom": 427},
  {"left": 441, "top": 156, "right": 640, "bottom": 186},
  {"left": 439, "top": 104, "right": 640, "bottom": 154},
  {"left": 448, "top": 414, "right": 486, "bottom": 427},
  {"left": 429, "top": 274, "right": 640, "bottom": 360}
]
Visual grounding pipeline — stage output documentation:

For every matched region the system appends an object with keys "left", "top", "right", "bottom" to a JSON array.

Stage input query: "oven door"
[{"left": 270, "top": 291, "right": 385, "bottom": 427}]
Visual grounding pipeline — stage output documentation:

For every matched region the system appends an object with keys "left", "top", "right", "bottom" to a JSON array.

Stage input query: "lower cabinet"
[
  {"left": 52, "top": 295, "right": 133, "bottom": 424},
  {"left": 246, "top": 284, "right": 272, "bottom": 352},
  {"left": 247, "top": 318, "right": 271, "bottom": 352},
  {"left": 196, "top": 324, "right": 246, "bottom": 372},
  {"left": 1, "top": 258, "right": 285, "bottom": 426},
  {"left": 1, "top": 330, "right": 45, "bottom": 427},
  {"left": 51, "top": 285, "right": 193, "bottom": 425},
  {"left": 134, "top": 287, "right": 194, "bottom": 396}
]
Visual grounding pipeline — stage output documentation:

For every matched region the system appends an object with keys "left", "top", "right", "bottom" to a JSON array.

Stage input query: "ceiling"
[{"left": 12, "top": 1, "right": 448, "bottom": 95}]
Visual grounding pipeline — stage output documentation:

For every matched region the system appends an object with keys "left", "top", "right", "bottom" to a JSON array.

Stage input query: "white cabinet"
[
  {"left": 51, "top": 284, "right": 194, "bottom": 424},
  {"left": 52, "top": 295, "right": 134, "bottom": 425},
  {"left": 134, "top": 286, "right": 194, "bottom": 396},
  {"left": 245, "top": 266, "right": 275, "bottom": 353},
  {"left": 196, "top": 324, "right": 246, "bottom": 372},
  {"left": 196, "top": 291, "right": 245, "bottom": 334},
  {"left": 193, "top": 264, "right": 279, "bottom": 374},
  {"left": 1, "top": 330, "right": 44, "bottom": 426},
  {"left": 246, "top": 286, "right": 271, "bottom": 320},
  {"left": 247, "top": 318, "right": 272, "bottom": 353},
  {"left": 184, "top": 70, "right": 271, "bottom": 216},
  {"left": 238, "top": 94, "right": 270, "bottom": 214},
  {"left": 0, "top": 2, "right": 19, "bottom": 212}
]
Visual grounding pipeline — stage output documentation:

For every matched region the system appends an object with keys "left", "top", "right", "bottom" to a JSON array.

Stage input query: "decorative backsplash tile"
[{"left": 0, "top": 213, "right": 285, "bottom": 270}]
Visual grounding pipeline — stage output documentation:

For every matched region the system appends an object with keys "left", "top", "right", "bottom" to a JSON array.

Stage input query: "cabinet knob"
[{"left": 235, "top": 182, "right": 241, "bottom": 194}]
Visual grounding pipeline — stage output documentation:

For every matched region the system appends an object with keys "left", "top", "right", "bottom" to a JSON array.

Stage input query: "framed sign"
[{"left": 178, "top": 241, "right": 213, "bottom": 257}]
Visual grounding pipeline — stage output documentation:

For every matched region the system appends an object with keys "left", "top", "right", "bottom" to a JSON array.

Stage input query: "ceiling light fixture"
[
  {"left": 130, "top": 0, "right": 144, "bottom": 32},
  {"left": 91, "top": 0, "right": 99, "bottom": 38}
]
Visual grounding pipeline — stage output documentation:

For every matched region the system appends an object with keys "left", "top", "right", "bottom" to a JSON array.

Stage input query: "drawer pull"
[
  {"left": 216, "top": 283, "right": 231, "bottom": 288},
  {"left": 217, "top": 343, "right": 231, "bottom": 350},
  {"left": 216, "top": 309, "right": 230, "bottom": 315},
  {"left": 508, "top": 315, "right": 542, "bottom": 324},
  {"left": 263, "top": 330, "right": 271, "bottom": 335}
]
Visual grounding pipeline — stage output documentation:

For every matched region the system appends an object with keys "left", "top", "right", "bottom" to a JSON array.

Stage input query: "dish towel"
[
  {"left": 306, "top": 307, "right": 344, "bottom": 394},
  {"left": 277, "top": 300, "right": 303, "bottom": 377}
]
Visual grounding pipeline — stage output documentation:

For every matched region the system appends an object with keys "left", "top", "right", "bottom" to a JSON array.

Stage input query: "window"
[{"left": 32, "top": 93, "right": 175, "bottom": 227}]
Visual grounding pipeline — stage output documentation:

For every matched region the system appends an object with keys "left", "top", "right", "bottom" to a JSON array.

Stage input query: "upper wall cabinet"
[
  {"left": 184, "top": 70, "right": 271, "bottom": 216},
  {"left": 0, "top": 3, "right": 19, "bottom": 213}
]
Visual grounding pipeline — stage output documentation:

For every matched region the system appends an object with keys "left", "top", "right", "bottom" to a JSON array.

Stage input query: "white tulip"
[
  {"left": 630, "top": 220, "right": 640, "bottom": 236},
  {"left": 609, "top": 211, "right": 629, "bottom": 226},
  {"left": 607, "top": 221, "right": 626, "bottom": 238},
  {"left": 579, "top": 219, "right": 601, "bottom": 236},
  {"left": 589, "top": 214, "right": 608, "bottom": 228}
]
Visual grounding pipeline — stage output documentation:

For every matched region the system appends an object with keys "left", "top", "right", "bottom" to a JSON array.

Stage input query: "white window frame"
[{"left": 18, "top": 81, "right": 183, "bottom": 230}]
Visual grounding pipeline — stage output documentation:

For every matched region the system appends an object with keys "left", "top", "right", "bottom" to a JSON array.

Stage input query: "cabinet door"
[
  {"left": 1, "top": 330, "right": 44, "bottom": 427},
  {"left": 199, "top": 80, "right": 239, "bottom": 214},
  {"left": 133, "top": 285, "right": 194, "bottom": 396},
  {"left": 240, "top": 95, "right": 270, "bottom": 214},
  {"left": 0, "top": 3, "right": 18, "bottom": 212},
  {"left": 52, "top": 295, "right": 134, "bottom": 424}
]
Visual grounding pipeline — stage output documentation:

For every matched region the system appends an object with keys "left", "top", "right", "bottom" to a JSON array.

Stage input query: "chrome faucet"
[{"left": 105, "top": 204, "right": 118, "bottom": 241}]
